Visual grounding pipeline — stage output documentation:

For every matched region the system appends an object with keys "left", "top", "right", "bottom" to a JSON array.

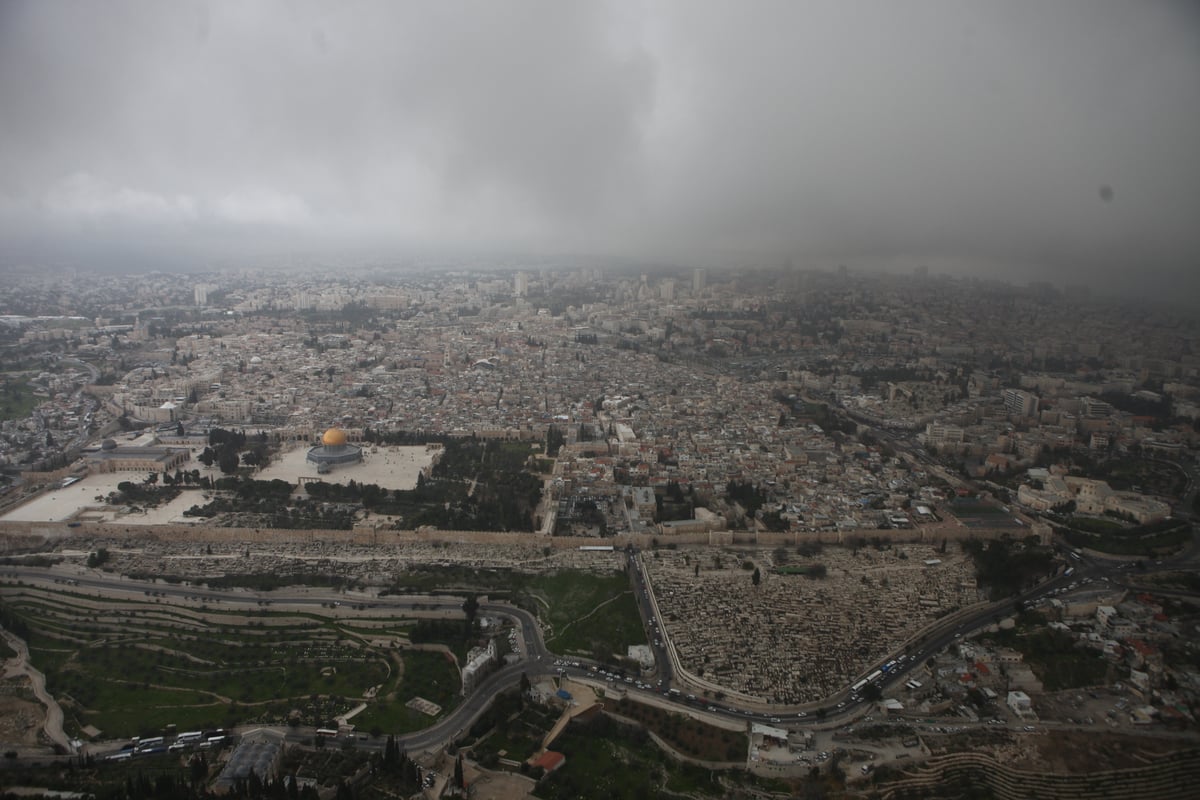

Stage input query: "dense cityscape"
[{"left": 1, "top": 263, "right": 1198, "bottom": 799}]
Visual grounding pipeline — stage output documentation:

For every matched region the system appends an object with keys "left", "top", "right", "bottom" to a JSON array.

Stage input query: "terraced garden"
[{"left": 0, "top": 586, "right": 461, "bottom": 739}]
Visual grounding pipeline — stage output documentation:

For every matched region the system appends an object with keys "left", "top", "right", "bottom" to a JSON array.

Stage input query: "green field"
[
  {"left": 533, "top": 572, "right": 645, "bottom": 661},
  {"left": 0, "top": 375, "right": 39, "bottom": 422},
  {"left": 351, "top": 650, "right": 461, "bottom": 733},
  {"left": 1061, "top": 520, "right": 1193, "bottom": 556},
  {"left": 536, "top": 713, "right": 772, "bottom": 800},
  {"left": 1069, "top": 516, "right": 1126, "bottom": 534}
]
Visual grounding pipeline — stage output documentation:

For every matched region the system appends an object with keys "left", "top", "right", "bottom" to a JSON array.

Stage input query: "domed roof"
[
  {"left": 101, "top": 438, "right": 117, "bottom": 451},
  {"left": 322, "top": 428, "right": 348, "bottom": 447}
]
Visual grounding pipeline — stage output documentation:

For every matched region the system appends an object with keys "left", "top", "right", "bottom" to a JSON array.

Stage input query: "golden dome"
[{"left": 322, "top": 428, "right": 348, "bottom": 447}]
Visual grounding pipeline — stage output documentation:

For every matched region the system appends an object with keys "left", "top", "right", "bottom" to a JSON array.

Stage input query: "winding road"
[{"left": 0, "top": 626, "right": 72, "bottom": 753}]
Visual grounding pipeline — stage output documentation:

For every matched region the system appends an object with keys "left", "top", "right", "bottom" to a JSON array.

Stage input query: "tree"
[
  {"left": 198, "top": 447, "right": 216, "bottom": 467},
  {"left": 218, "top": 447, "right": 240, "bottom": 475},
  {"left": 248, "top": 769, "right": 264, "bottom": 797},
  {"left": 190, "top": 752, "right": 208, "bottom": 785},
  {"left": 752, "top": 567, "right": 761, "bottom": 587},
  {"left": 383, "top": 734, "right": 398, "bottom": 768},
  {"left": 462, "top": 593, "right": 479, "bottom": 625},
  {"left": 546, "top": 425, "right": 565, "bottom": 457},
  {"left": 454, "top": 753, "right": 465, "bottom": 790}
]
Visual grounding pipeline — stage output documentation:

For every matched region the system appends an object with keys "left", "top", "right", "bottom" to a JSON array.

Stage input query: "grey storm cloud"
[{"left": 1, "top": 0, "right": 1198, "bottom": 295}]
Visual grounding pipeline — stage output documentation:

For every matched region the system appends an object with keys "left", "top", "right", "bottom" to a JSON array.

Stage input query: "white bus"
[{"left": 316, "top": 728, "right": 339, "bottom": 738}]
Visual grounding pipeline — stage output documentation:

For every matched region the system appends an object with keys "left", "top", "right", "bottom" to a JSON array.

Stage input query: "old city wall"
[
  {"left": 0, "top": 519, "right": 1027, "bottom": 553},
  {"left": 17, "top": 465, "right": 82, "bottom": 484}
]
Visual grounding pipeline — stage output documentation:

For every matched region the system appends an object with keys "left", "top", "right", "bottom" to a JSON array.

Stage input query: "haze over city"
[
  {"left": 3, "top": 4, "right": 1200, "bottom": 799},
  {"left": 1, "top": 0, "right": 1198, "bottom": 299}
]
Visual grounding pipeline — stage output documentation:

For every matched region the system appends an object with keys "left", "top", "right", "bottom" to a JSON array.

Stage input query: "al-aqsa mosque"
[{"left": 306, "top": 427, "right": 363, "bottom": 473}]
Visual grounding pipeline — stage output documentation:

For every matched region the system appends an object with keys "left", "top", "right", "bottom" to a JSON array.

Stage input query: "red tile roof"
[{"left": 532, "top": 751, "right": 565, "bottom": 772}]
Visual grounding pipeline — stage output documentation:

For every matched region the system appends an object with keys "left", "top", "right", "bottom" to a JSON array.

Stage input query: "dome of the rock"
[{"left": 306, "top": 426, "right": 362, "bottom": 472}]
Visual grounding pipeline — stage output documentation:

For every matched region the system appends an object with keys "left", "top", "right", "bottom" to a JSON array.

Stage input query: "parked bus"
[
  {"left": 176, "top": 731, "right": 204, "bottom": 743},
  {"left": 134, "top": 737, "right": 164, "bottom": 752},
  {"left": 316, "top": 728, "right": 339, "bottom": 738}
]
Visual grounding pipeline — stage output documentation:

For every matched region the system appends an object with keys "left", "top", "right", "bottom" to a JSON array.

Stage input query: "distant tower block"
[
  {"left": 692, "top": 268, "right": 706, "bottom": 294},
  {"left": 514, "top": 271, "right": 529, "bottom": 297},
  {"left": 194, "top": 283, "right": 216, "bottom": 305}
]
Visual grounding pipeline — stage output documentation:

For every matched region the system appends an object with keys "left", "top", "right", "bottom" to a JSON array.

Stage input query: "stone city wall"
[
  {"left": 17, "top": 465, "right": 83, "bottom": 484},
  {"left": 0, "top": 519, "right": 1028, "bottom": 552}
]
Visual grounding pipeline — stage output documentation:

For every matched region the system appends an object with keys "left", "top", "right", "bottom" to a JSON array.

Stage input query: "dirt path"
[{"left": 0, "top": 627, "right": 74, "bottom": 753}]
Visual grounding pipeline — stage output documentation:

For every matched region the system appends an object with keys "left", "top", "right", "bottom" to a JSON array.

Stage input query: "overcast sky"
[{"left": 1, "top": 1, "right": 1198, "bottom": 295}]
